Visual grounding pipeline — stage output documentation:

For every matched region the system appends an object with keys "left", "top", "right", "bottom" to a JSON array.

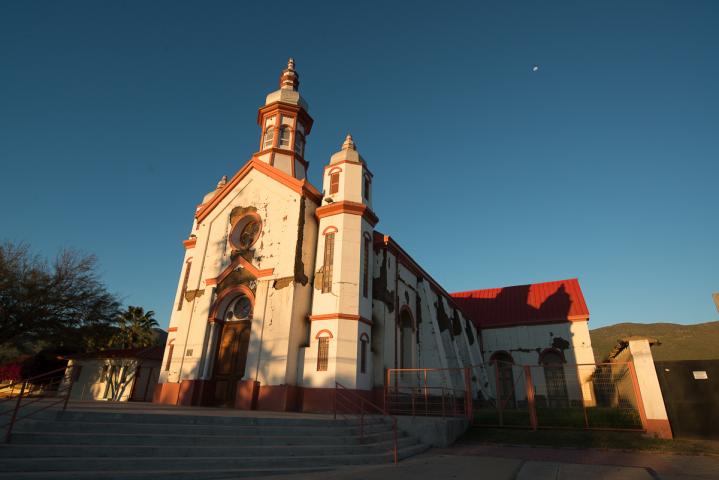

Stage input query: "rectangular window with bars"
[
  {"left": 329, "top": 173, "right": 340, "bottom": 195},
  {"left": 164, "top": 344, "right": 174, "bottom": 371},
  {"left": 322, "top": 233, "right": 335, "bottom": 293},
  {"left": 317, "top": 337, "right": 329, "bottom": 371},
  {"left": 363, "top": 236, "right": 370, "bottom": 298},
  {"left": 178, "top": 262, "right": 191, "bottom": 311},
  {"left": 360, "top": 339, "right": 367, "bottom": 374}
]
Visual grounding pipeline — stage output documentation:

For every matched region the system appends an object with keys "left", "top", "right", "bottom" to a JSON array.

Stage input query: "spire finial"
[
  {"left": 279, "top": 57, "right": 299, "bottom": 91},
  {"left": 342, "top": 133, "right": 356, "bottom": 151}
]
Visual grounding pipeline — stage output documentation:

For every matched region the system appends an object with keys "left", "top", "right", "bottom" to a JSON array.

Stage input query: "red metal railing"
[
  {"left": 384, "top": 367, "right": 473, "bottom": 419},
  {"left": 386, "top": 362, "right": 648, "bottom": 433},
  {"left": 0, "top": 366, "right": 76, "bottom": 442},
  {"left": 333, "top": 382, "right": 398, "bottom": 464}
]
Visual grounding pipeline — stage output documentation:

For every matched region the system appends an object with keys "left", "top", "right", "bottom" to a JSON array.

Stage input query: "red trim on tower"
[
  {"left": 182, "top": 238, "right": 197, "bottom": 249},
  {"left": 323, "top": 160, "right": 373, "bottom": 177},
  {"left": 316, "top": 201, "right": 378, "bottom": 226},
  {"left": 309, "top": 313, "right": 373, "bottom": 326},
  {"left": 315, "top": 329, "right": 334, "bottom": 339}
]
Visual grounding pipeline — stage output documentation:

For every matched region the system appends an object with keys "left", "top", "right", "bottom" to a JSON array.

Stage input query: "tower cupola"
[{"left": 255, "top": 59, "right": 314, "bottom": 180}]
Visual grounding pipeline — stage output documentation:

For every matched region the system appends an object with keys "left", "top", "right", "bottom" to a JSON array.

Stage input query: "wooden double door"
[{"left": 212, "top": 320, "right": 251, "bottom": 406}]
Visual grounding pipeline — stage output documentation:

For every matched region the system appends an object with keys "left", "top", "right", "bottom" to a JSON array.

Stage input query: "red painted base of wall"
[
  {"left": 235, "top": 380, "right": 260, "bottom": 410},
  {"left": 645, "top": 418, "right": 673, "bottom": 439},
  {"left": 152, "top": 380, "right": 208, "bottom": 406},
  {"left": 152, "top": 381, "right": 378, "bottom": 414}
]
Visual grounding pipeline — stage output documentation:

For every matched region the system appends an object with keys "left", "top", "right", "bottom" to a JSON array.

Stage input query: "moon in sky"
[{"left": 532, "top": 65, "right": 540, "bottom": 72}]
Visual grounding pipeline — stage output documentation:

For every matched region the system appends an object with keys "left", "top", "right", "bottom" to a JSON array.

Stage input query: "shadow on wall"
[{"left": 453, "top": 283, "right": 573, "bottom": 327}]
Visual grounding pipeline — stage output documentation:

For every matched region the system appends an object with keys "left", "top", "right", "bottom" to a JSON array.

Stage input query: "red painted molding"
[
  {"left": 210, "top": 255, "right": 274, "bottom": 286},
  {"left": 322, "top": 225, "right": 338, "bottom": 235},
  {"left": 323, "top": 159, "right": 373, "bottom": 178},
  {"left": 309, "top": 313, "right": 373, "bottom": 326},
  {"left": 315, "top": 329, "right": 334, "bottom": 339},
  {"left": 208, "top": 284, "right": 256, "bottom": 323},
  {"left": 167, "top": 327, "right": 178, "bottom": 332},
  {"left": 182, "top": 238, "right": 197, "bottom": 249},
  {"left": 316, "top": 201, "right": 379, "bottom": 227},
  {"left": 195, "top": 158, "right": 322, "bottom": 223}
]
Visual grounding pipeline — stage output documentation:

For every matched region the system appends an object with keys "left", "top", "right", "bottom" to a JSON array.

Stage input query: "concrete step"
[
  {"left": 14, "top": 419, "right": 392, "bottom": 437},
  {"left": 58, "top": 410, "right": 387, "bottom": 428},
  {"left": 0, "top": 465, "right": 337, "bottom": 480},
  {"left": 0, "top": 437, "right": 420, "bottom": 458},
  {"left": 0, "top": 444, "right": 429, "bottom": 473},
  {"left": 9, "top": 429, "right": 403, "bottom": 446}
]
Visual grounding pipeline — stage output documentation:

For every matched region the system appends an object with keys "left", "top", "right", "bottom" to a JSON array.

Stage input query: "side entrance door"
[{"left": 212, "top": 320, "right": 251, "bottom": 406}]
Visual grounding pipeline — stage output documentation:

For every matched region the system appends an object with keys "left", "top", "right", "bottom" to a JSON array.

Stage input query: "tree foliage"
[
  {"left": 113, "top": 306, "right": 159, "bottom": 349},
  {"left": 0, "top": 241, "right": 121, "bottom": 357}
]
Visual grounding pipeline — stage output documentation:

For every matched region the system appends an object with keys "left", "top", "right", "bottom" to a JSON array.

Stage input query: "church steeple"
[
  {"left": 279, "top": 58, "right": 299, "bottom": 91},
  {"left": 255, "top": 59, "right": 314, "bottom": 180}
]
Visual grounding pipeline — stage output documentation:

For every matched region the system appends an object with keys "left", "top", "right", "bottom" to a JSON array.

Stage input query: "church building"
[{"left": 154, "top": 60, "right": 594, "bottom": 412}]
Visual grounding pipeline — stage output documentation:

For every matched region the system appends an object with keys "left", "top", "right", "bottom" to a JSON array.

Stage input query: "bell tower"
[
  {"left": 302, "top": 135, "right": 378, "bottom": 393},
  {"left": 255, "top": 58, "right": 314, "bottom": 180}
]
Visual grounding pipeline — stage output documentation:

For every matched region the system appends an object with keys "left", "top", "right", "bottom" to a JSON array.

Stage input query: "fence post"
[
  {"left": 524, "top": 366, "right": 538, "bottom": 431},
  {"left": 5, "top": 380, "right": 27, "bottom": 443},
  {"left": 423, "top": 370, "right": 428, "bottom": 415}
]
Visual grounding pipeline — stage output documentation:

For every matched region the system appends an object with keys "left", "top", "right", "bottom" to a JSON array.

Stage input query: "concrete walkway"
[
  {"left": 253, "top": 453, "right": 654, "bottom": 479},
  {"left": 253, "top": 444, "right": 719, "bottom": 480}
]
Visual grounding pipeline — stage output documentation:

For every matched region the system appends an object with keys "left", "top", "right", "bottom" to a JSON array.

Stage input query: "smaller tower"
[
  {"left": 255, "top": 59, "right": 313, "bottom": 180},
  {"left": 303, "top": 135, "right": 378, "bottom": 394}
]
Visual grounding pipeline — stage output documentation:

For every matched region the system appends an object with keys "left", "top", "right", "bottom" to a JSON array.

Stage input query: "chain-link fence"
[{"left": 386, "top": 361, "right": 646, "bottom": 432}]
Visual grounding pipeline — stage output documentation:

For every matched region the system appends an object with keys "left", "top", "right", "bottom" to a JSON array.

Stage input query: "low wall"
[{"left": 396, "top": 416, "right": 470, "bottom": 447}]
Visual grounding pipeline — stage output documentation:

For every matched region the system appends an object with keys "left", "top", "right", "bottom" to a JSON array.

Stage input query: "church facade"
[{"left": 154, "top": 60, "right": 595, "bottom": 412}]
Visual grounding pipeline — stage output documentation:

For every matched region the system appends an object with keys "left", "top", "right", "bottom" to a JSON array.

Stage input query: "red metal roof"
[{"left": 450, "top": 278, "right": 589, "bottom": 329}]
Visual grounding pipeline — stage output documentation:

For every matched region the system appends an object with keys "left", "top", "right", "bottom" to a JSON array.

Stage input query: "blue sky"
[{"left": 1, "top": 1, "right": 717, "bottom": 330}]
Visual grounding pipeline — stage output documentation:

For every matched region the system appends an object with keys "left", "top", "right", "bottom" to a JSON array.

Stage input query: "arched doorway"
[
  {"left": 491, "top": 352, "right": 516, "bottom": 409},
  {"left": 540, "top": 350, "right": 568, "bottom": 407},
  {"left": 212, "top": 293, "right": 252, "bottom": 406}
]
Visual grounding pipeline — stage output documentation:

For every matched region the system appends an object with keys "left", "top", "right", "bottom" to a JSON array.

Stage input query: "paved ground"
[{"left": 254, "top": 445, "right": 719, "bottom": 480}]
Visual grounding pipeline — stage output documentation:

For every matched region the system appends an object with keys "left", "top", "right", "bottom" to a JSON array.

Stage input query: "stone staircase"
[{"left": 0, "top": 408, "right": 429, "bottom": 479}]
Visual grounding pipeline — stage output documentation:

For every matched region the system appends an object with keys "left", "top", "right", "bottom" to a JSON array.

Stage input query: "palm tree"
[{"left": 113, "top": 306, "right": 159, "bottom": 349}]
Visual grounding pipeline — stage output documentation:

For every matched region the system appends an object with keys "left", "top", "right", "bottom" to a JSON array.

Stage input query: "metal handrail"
[
  {"left": 1, "top": 365, "right": 75, "bottom": 442},
  {"left": 333, "top": 382, "right": 398, "bottom": 464}
]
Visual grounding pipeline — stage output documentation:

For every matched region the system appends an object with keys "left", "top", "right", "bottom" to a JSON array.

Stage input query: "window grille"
[
  {"left": 164, "top": 344, "right": 174, "bottom": 371},
  {"left": 178, "top": 261, "right": 191, "bottom": 311},
  {"left": 322, "top": 233, "right": 335, "bottom": 293},
  {"left": 329, "top": 173, "right": 340, "bottom": 195},
  {"left": 363, "top": 236, "right": 370, "bottom": 297},
  {"left": 360, "top": 339, "right": 367, "bottom": 374},
  {"left": 317, "top": 337, "right": 329, "bottom": 371},
  {"left": 279, "top": 126, "right": 291, "bottom": 148},
  {"left": 263, "top": 126, "right": 274, "bottom": 149}
]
